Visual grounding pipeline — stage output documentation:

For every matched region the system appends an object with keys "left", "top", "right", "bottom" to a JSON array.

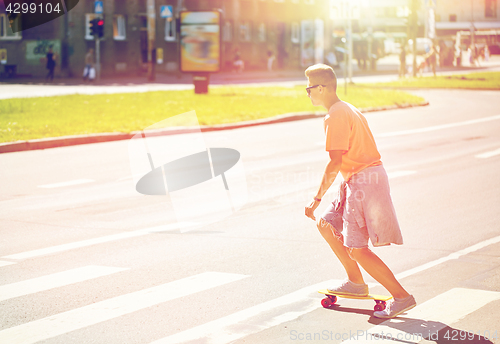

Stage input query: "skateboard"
[{"left": 318, "top": 289, "right": 392, "bottom": 311}]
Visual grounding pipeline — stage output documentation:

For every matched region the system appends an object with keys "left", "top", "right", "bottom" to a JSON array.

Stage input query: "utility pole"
[
  {"left": 176, "top": 0, "right": 184, "bottom": 77},
  {"left": 470, "top": 0, "right": 475, "bottom": 54},
  {"left": 147, "top": 0, "right": 156, "bottom": 81},
  {"left": 347, "top": 12, "right": 353, "bottom": 83},
  {"left": 95, "top": 34, "right": 100, "bottom": 80}
]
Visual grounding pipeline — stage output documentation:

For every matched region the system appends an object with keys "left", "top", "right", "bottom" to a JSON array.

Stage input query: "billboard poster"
[
  {"left": 314, "top": 19, "right": 324, "bottom": 64},
  {"left": 180, "top": 11, "right": 221, "bottom": 73},
  {"left": 25, "top": 40, "right": 61, "bottom": 65},
  {"left": 301, "top": 20, "right": 314, "bottom": 67}
]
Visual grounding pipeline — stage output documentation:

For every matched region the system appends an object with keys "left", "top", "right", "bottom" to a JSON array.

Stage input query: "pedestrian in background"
[
  {"left": 233, "top": 49, "right": 244, "bottom": 73},
  {"left": 83, "top": 48, "right": 95, "bottom": 82},
  {"left": 426, "top": 46, "right": 437, "bottom": 77},
  {"left": 399, "top": 44, "right": 407, "bottom": 78},
  {"left": 45, "top": 47, "right": 56, "bottom": 83},
  {"left": 267, "top": 50, "right": 275, "bottom": 72},
  {"left": 304, "top": 63, "right": 416, "bottom": 319}
]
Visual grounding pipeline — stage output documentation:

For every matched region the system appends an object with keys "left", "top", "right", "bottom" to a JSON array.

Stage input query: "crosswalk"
[
  {"left": 2, "top": 235, "right": 499, "bottom": 344},
  {"left": 0, "top": 272, "right": 248, "bottom": 344}
]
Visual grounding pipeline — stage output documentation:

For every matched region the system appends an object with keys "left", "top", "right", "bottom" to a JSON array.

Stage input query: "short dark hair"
[{"left": 305, "top": 64, "right": 337, "bottom": 92}]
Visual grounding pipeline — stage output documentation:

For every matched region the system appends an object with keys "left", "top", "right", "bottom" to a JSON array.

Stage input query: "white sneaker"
[
  {"left": 373, "top": 295, "right": 416, "bottom": 318},
  {"left": 327, "top": 279, "right": 369, "bottom": 296}
]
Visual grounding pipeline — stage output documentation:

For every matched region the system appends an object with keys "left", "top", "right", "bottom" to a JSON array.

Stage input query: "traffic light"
[
  {"left": 89, "top": 18, "right": 98, "bottom": 37},
  {"left": 97, "top": 18, "right": 104, "bottom": 38},
  {"left": 89, "top": 18, "right": 104, "bottom": 38}
]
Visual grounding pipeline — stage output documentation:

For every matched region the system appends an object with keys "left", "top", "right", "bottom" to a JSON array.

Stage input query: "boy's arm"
[
  {"left": 315, "top": 150, "right": 343, "bottom": 200},
  {"left": 305, "top": 150, "right": 343, "bottom": 221}
]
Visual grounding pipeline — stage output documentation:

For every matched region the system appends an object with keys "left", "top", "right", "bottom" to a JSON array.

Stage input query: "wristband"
[{"left": 314, "top": 197, "right": 321, "bottom": 202}]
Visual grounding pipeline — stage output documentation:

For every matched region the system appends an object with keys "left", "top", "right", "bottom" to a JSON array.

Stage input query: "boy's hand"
[{"left": 305, "top": 198, "right": 320, "bottom": 221}]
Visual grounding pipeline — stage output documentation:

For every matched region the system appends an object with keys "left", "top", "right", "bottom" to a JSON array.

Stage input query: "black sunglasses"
[{"left": 306, "top": 84, "right": 326, "bottom": 95}]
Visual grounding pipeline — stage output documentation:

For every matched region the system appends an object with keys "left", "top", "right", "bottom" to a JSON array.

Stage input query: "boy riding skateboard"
[{"left": 303, "top": 64, "right": 416, "bottom": 318}]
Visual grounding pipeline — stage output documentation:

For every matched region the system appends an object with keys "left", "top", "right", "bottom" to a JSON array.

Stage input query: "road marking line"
[
  {"left": 475, "top": 147, "right": 500, "bottom": 159},
  {"left": 1, "top": 222, "right": 197, "bottom": 260},
  {"left": 377, "top": 114, "right": 500, "bottom": 138},
  {"left": 0, "top": 266, "right": 128, "bottom": 302},
  {"left": 38, "top": 179, "right": 95, "bottom": 188},
  {"left": 341, "top": 288, "right": 500, "bottom": 343},
  {"left": 150, "top": 235, "right": 500, "bottom": 344},
  {"left": 395, "top": 234, "right": 500, "bottom": 280},
  {"left": 149, "top": 279, "right": 344, "bottom": 344},
  {"left": 0, "top": 260, "right": 16, "bottom": 268},
  {"left": 387, "top": 170, "right": 417, "bottom": 179},
  {"left": 0, "top": 272, "right": 248, "bottom": 344}
]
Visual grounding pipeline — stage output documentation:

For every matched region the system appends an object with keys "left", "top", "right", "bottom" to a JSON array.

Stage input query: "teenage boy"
[{"left": 303, "top": 64, "right": 416, "bottom": 318}]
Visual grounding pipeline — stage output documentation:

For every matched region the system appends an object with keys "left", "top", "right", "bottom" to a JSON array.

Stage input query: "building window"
[
  {"left": 384, "top": 7, "right": 397, "bottom": 17},
  {"left": 223, "top": 20, "right": 233, "bottom": 42},
  {"left": 0, "top": 14, "right": 22, "bottom": 40},
  {"left": 239, "top": 21, "right": 251, "bottom": 42},
  {"left": 256, "top": 22, "right": 266, "bottom": 42},
  {"left": 165, "top": 17, "right": 176, "bottom": 41},
  {"left": 449, "top": 14, "right": 457, "bottom": 22},
  {"left": 113, "top": 15, "right": 126, "bottom": 40},
  {"left": 291, "top": 22, "right": 299, "bottom": 44},
  {"left": 485, "top": 0, "right": 497, "bottom": 17}
]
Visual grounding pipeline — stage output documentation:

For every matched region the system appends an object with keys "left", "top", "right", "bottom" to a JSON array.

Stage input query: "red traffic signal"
[
  {"left": 89, "top": 18, "right": 104, "bottom": 38},
  {"left": 96, "top": 19, "right": 104, "bottom": 38}
]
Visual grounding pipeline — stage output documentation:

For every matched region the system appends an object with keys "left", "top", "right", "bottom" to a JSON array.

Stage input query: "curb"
[{"left": 0, "top": 102, "right": 429, "bottom": 154}]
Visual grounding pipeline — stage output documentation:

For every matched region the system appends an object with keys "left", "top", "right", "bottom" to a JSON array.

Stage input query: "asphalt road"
[{"left": 0, "top": 88, "right": 499, "bottom": 344}]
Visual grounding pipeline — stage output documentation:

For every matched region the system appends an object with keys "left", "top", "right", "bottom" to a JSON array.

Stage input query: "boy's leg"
[
  {"left": 348, "top": 247, "right": 416, "bottom": 318},
  {"left": 316, "top": 218, "right": 364, "bottom": 285},
  {"left": 347, "top": 247, "right": 410, "bottom": 299}
]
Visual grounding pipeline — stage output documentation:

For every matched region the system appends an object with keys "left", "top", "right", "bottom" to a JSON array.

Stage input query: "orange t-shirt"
[{"left": 324, "top": 101, "right": 382, "bottom": 181}]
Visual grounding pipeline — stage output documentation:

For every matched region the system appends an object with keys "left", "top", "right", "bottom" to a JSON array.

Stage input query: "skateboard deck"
[{"left": 318, "top": 289, "right": 392, "bottom": 311}]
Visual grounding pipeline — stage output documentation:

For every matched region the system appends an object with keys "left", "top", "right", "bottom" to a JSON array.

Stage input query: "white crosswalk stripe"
[
  {"left": 0, "top": 266, "right": 128, "bottom": 302},
  {"left": 475, "top": 147, "right": 500, "bottom": 159},
  {"left": 0, "top": 260, "right": 16, "bottom": 268}
]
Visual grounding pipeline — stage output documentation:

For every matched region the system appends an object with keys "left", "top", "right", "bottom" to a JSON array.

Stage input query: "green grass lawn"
[
  {"left": 367, "top": 71, "right": 500, "bottom": 90},
  {"left": 0, "top": 85, "right": 425, "bottom": 143}
]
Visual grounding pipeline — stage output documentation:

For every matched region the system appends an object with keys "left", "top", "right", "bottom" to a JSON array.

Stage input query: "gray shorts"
[{"left": 320, "top": 165, "right": 403, "bottom": 249}]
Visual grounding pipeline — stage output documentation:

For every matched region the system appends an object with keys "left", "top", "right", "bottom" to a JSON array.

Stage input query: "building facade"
[{"left": 0, "top": 0, "right": 332, "bottom": 79}]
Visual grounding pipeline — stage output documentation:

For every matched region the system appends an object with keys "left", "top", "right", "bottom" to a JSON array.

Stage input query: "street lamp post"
[{"left": 410, "top": 0, "right": 418, "bottom": 77}]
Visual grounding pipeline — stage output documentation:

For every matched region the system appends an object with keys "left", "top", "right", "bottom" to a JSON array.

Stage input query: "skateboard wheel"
[
  {"left": 321, "top": 297, "right": 332, "bottom": 308},
  {"left": 328, "top": 295, "right": 337, "bottom": 304},
  {"left": 374, "top": 300, "right": 387, "bottom": 312}
]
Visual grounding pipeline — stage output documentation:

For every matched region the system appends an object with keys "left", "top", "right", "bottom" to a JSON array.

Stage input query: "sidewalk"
[{"left": 2, "top": 54, "right": 499, "bottom": 88}]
